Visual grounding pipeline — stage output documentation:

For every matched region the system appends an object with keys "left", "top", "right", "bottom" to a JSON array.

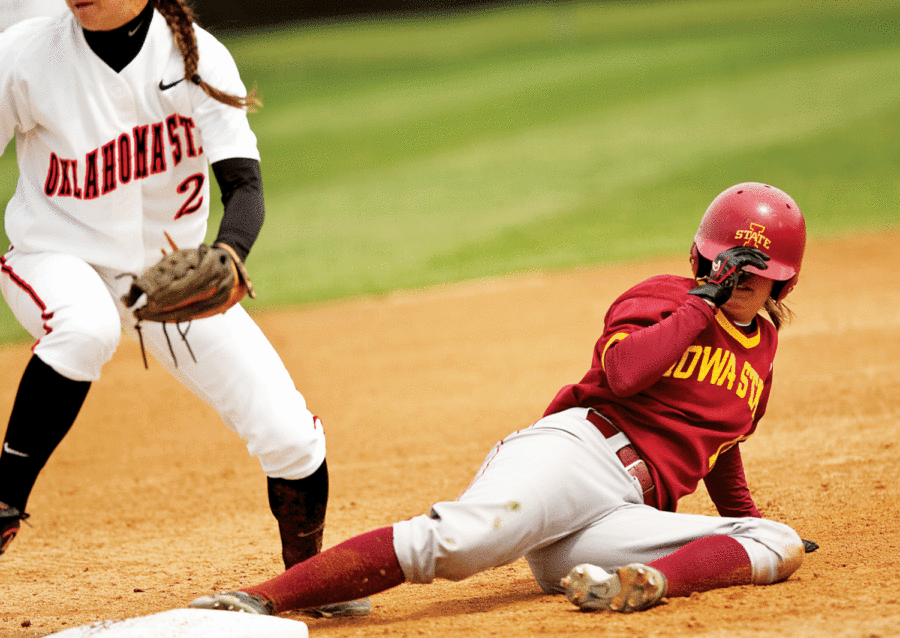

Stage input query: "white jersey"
[
  {"left": 0, "top": 0, "right": 66, "bottom": 33},
  {"left": 0, "top": 9, "right": 260, "bottom": 274}
]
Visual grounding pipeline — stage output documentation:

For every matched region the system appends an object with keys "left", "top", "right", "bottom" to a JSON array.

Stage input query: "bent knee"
[
  {"left": 393, "top": 511, "right": 501, "bottom": 584},
  {"left": 731, "top": 518, "right": 804, "bottom": 585},
  {"left": 250, "top": 415, "right": 327, "bottom": 479},
  {"left": 35, "top": 315, "right": 121, "bottom": 381}
]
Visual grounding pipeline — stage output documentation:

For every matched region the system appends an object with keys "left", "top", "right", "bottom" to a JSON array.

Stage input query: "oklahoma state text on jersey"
[
  {"left": 0, "top": 11, "right": 258, "bottom": 274},
  {"left": 42, "top": 115, "right": 202, "bottom": 202},
  {"left": 545, "top": 275, "right": 778, "bottom": 513}
]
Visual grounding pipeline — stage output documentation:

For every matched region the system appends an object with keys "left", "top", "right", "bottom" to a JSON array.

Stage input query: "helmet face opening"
[{"left": 690, "top": 183, "right": 806, "bottom": 302}]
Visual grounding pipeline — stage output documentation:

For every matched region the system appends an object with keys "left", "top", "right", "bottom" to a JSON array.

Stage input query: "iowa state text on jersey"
[{"left": 662, "top": 345, "right": 766, "bottom": 416}]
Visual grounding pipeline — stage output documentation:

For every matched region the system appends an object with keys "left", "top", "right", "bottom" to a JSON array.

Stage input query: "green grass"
[{"left": 1, "top": 0, "right": 899, "bottom": 344}]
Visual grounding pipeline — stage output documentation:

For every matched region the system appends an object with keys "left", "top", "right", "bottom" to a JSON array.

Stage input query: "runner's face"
[
  {"left": 66, "top": 0, "right": 147, "bottom": 31},
  {"left": 721, "top": 273, "right": 774, "bottom": 324}
]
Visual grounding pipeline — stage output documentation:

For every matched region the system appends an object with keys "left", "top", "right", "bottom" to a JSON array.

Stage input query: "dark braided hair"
[{"left": 151, "top": 0, "right": 261, "bottom": 112}]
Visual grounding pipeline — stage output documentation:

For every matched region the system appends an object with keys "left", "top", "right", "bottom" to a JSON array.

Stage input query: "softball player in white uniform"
[{"left": 0, "top": 0, "right": 368, "bottom": 616}]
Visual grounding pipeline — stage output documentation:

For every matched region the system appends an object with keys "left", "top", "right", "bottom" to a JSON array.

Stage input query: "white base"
[{"left": 44, "top": 609, "right": 308, "bottom": 638}]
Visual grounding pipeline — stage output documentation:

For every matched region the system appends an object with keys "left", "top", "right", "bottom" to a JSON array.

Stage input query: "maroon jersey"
[{"left": 545, "top": 274, "right": 777, "bottom": 515}]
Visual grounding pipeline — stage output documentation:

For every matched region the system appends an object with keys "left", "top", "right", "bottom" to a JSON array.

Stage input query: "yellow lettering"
[
  {"left": 672, "top": 345, "right": 702, "bottom": 379},
  {"left": 734, "top": 229, "right": 771, "bottom": 250},
  {"left": 698, "top": 347, "right": 728, "bottom": 383},
  {"left": 734, "top": 361, "right": 765, "bottom": 415},
  {"left": 716, "top": 352, "right": 737, "bottom": 389},
  {"left": 748, "top": 373, "right": 765, "bottom": 415},
  {"left": 736, "top": 362, "right": 750, "bottom": 398}
]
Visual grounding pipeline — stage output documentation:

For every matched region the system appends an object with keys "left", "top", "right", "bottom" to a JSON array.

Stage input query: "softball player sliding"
[
  {"left": 0, "top": 0, "right": 367, "bottom": 616},
  {"left": 189, "top": 182, "right": 810, "bottom": 616}
]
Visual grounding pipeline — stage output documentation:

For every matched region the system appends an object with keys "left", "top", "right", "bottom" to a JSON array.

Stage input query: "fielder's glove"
[
  {"left": 688, "top": 246, "right": 770, "bottom": 307},
  {"left": 121, "top": 235, "right": 255, "bottom": 325}
]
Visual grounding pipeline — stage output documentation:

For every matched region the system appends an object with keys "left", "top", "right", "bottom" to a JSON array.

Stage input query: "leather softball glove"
[{"left": 122, "top": 235, "right": 255, "bottom": 324}]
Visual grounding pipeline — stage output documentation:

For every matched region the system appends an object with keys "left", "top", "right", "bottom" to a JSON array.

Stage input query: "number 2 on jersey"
[{"left": 175, "top": 173, "right": 205, "bottom": 219}]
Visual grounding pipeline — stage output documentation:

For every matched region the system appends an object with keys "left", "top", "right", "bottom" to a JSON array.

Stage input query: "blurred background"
[
  {"left": 189, "top": 0, "right": 507, "bottom": 30},
  {"left": 2, "top": 0, "right": 899, "bottom": 345},
  {"left": 1, "top": 0, "right": 534, "bottom": 32}
]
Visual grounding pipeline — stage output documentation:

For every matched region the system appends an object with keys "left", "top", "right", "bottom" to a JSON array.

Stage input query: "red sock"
[
  {"left": 648, "top": 535, "right": 752, "bottom": 598},
  {"left": 245, "top": 526, "right": 405, "bottom": 613}
]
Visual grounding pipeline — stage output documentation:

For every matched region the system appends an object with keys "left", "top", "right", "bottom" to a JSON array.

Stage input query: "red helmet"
[{"left": 690, "top": 182, "right": 806, "bottom": 302}]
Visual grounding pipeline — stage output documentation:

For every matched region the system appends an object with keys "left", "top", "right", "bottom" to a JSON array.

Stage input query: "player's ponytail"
[
  {"left": 763, "top": 298, "right": 793, "bottom": 331},
  {"left": 151, "top": 0, "right": 261, "bottom": 112}
]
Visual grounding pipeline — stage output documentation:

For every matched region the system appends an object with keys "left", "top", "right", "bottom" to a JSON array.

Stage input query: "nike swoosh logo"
[
  {"left": 159, "top": 78, "right": 185, "bottom": 91},
  {"left": 128, "top": 23, "right": 142, "bottom": 37},
  {"left": 3, "top": 442, "right": 29, "bottom": 458}
]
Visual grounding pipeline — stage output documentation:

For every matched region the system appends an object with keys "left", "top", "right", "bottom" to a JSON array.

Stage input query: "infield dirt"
[{"left": 1, "top": 231, "right": 898, "bottom": 638}]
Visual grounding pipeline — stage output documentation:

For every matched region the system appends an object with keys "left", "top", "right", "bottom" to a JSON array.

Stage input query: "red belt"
[{"left": 586, "top": 410, "right": 656, "bottom": 505}]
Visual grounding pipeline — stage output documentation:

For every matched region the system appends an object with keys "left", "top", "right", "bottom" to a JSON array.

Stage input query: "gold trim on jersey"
[
  {"left": 714, "top": 312, "right": 760, "bottom": 349},
  {"left": 601, "top": 332, "right": 629, "bottom": 370},
  {"left": 708, "top": 434, "right": 749, "bottom": 469}
]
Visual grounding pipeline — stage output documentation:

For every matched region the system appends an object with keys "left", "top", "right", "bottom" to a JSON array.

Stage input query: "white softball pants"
[
  {"left": 0, "top": 248, "right": 325, "bottom": 480},
  {"left": 393, "top": 407, "right": 804, "bottom": 592}
]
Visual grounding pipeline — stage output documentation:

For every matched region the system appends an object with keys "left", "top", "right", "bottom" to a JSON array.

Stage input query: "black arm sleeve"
[{"left": 211, "top": 157, "right": 265, "bottom": 263}]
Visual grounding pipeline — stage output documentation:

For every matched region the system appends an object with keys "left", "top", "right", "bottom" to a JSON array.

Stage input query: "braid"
[{"left": 151, "top": 0, "right": 261, "bottom": 112}]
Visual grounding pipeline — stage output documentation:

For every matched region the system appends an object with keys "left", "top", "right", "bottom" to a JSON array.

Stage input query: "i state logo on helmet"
[
  {"left": 690, "top": 182, "right": 808, "bottom": 302},
  {"left": 734, "top": 223, "right": 771, "bottom": 251}
]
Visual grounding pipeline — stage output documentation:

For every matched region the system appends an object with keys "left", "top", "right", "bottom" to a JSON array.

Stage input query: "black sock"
[
  {"left": 267, "top": 459, "right": 330, "bottom": 569},
  {"left": 0, "top": 355, "right": 91, "bottom": 511}
]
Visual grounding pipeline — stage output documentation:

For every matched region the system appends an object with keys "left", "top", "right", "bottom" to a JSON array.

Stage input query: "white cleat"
[
  {"left": 188, "top": 591, "right": 274, "bottom": 614},
  {"left": 561, "top": 563, "right": 667, "bottom": 613},
  {"left": 306, "top": 598, "right": 372, "bottom": 618}
]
